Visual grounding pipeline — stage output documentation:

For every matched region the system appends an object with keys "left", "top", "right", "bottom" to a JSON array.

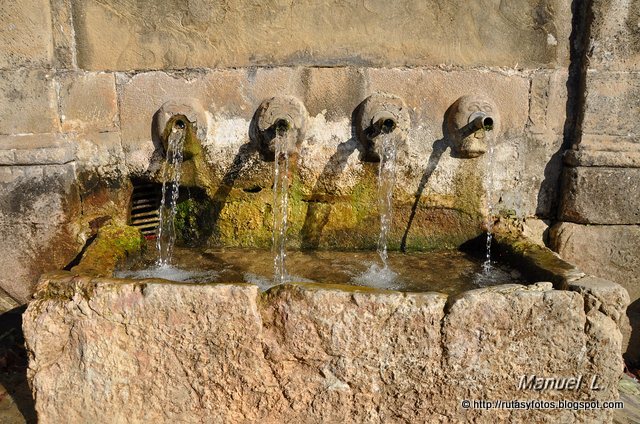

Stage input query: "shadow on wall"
[
  {"left": 0, "top": 306, "right": 36, "bottom": 423},
  {"left": 300, "top": 106, "right": 364, "bottom": 249},
  {"left": 625, "top": 299, "right": 640, "bottom": 372},
  {"left": 400, "top": 104, "right": 455, "bottom": 251}
]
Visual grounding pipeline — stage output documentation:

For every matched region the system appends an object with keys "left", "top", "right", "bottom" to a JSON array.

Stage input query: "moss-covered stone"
[
  {"left": 175, "top": 195, "right": 214, "bottom": 246},
  {"left": 71, "top": 224, "right": 145, "bottom": 277}
]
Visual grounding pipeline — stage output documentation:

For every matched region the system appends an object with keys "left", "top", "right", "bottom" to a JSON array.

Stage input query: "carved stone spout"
[
  {"left": 251, "top": 96, "right": 308, "bottom": 161},
  {"left": 447, "top": 95, "right": 499, "bottom": 158},
  {"left": 355, "top": 93, "right": 410, "bottom": 162}
]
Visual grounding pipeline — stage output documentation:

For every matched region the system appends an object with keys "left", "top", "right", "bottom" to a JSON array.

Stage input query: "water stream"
[
  {"left": 272, "top": 132, "right": 292, "bottom": 285},
  {"left": 483, "top": 138, "right": 495, "bottom": 272},
  {"left": 377, "top": 133, "right": 398, "bottom": 267},
  {"left": 156, "top": 123, "right": 186, "bottom": 266},
  {"left": 354, "top": 134, "right": 399, "bottom": 287}
]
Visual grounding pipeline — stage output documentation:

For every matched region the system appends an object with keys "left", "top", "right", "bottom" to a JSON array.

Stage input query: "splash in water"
[
  {"left": 156, "top": 122, "right": 185, "bottom": 266},
  {"left": 272, "top": 132, "right": 292, "bottom": 285}
]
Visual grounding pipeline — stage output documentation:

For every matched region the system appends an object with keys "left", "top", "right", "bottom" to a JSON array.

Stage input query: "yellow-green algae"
[{"left": 71, "top": 223, "right": 145, "bottom": 277}]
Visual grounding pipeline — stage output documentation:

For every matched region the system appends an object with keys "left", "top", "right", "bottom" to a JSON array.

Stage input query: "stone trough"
[{"left": 22, "top": 226, "right": 630, "bottom": 423}]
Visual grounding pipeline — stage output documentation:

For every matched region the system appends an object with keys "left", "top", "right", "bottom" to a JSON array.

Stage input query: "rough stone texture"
[
  {"left": 581, "top": 71, "right": 640, "bottom": 145},
  {"left": 0, "top": 0, "right": 53, "bottom": 69},
  {"left": 569, "top": 275, "right": 631, "bottom": 334},
  {"left": 23, "top": 280, "right": 626, "bottom": 423},
  {"left": 0, "top": 70, "right": 59, "bottom": 135},
  {"left": 0, "top": 134, "right": 75, "bottom": 165},
  {"left": 588, "top": 0, "right": 640, "bottom": 72},
  {"left": 58, "top": 72, "right": 118, "bottom": 133},
  {"left": 50, "top": 0, "right": 77, "bottom": 69},
  {"left": 444, "top": 284, "right": 620, "bottom": 422},
  {"left": 551, "top": 223, "right": 640, "bottom": 304},
  {"left": 559, "top": 166, "right": 640, "bottom": 224},
  {"left": 75, "top": 132, "right": 126, "bottom": 177},
  {"left": 0, "top": 165, "right": 82, "bottom": 301},
  {"left": 564, "top": 149, "right": 640, "bottom": 168},
  {"left": 71, "top": 0, "right": 571, "bottom": 71}
]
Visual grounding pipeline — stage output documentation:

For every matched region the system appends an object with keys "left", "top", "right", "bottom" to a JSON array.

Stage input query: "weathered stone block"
[
  {"left": 564, "top": 149, "right": 640, "bottom": 168},
  {"left": 588, "top": 0, "right": 640, "bottom": 71},
  {"left": 50, "top": 0, "right": 77, "bottom": 68},
  {"left": 118, "top": 69, "right": 249, "bottom": 173},
  {"left": 0, "top": 164, "right": 81, "bottom": 301},
  {"left": 261, "top": 286, "right": 447, "bottom": 422},
  {"left": 582, "top": 71, "right": 640, "bottom": 140},
  {"left": 569, "top": 275, "right": 631, "bottom": 326},
  {"left": 552, "top": 223, "right": 640, "bottom": 305},
  {"left": 59, "top": 72, "right": 118, "bottom": 133},
  {"left": 0, "top": 134, "right": 75, "bottom": 165},
  {"left": 75, "top": 132, "right": 125, "bottom": 176},
  {"left": 72, "top": 0, "right": 570, "bottom": 71},
  {"left": 0, "top": 70, "right": 59, "bottom": 134},
  {"left": 559, "top": 166, "right": 640, "bottom": 224},
  {"left": 23, "top": 280, "right": 626, "bottom": 423},
  {"left": 0, "top": 0, "right": 53, "bottom": 68},
  {"left": 444, "top": 284, "right": 620, "bottom": 422},
  {"left": 528, "top": 69, "right": 569, "bottom": 136}
]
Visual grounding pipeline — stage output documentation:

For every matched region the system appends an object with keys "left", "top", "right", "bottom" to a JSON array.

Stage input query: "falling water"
[
  {"left": 272, "top": 132, "right": 292, "bottom": 285},
  {"left": 156, "top": 122, "right": 186, "bottom": 266},
  {"left": 352, "top": 133, "right": 399, "bottom": 288},
  {"left": 377, "top": 133, "right": 398, "bottom": 268},
  {"left": 483, "top": 139, "right": 495, "bottom": 272}
]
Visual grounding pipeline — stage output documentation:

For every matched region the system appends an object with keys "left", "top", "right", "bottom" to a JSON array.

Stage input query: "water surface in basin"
[{"left": 115, "top": 245, "right": 527, "bottom": 295}]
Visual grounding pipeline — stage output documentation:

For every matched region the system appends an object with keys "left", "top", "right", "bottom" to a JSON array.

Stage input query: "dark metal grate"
[{"left": 129, "top": 182, "right": 162, "bottom": 236}]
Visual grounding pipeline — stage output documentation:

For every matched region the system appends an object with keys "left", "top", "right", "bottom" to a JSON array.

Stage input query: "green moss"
[
  {"left": 71, "top": 224, "right": 145, "bottom": 277},
  {"left": 175, "top": 197, "right": 214, "bottom": 246}
]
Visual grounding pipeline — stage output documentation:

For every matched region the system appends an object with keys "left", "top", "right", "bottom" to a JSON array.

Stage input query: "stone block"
[
  {"left": 588, "top": 0, "right": 640, "bottom": 71},
  {"left": 582, "top": 71, "right": 640, "bottom": 140},
  {"left": 528, "top": 69, "right": 569, "bottom": 136},
  {"left": 559, "top": 166, "right": 640, "bottom": 224},
  {"left": 58, "top": 72, "right": 118, "bottom": 133},
  {"left": 569, "top": 275, "right": 630, "bottom": 326},
  {"left": 50, "top": 0, "right": 77, "bottom": 68},
  {"left": 72, "top": 0, "right": 570, "bottom": 71},
  {"left": 0, "top": 70, "right": 59, "bottom": 134},
  {"left": 0, "top": 134, "right": 75, "bottom": 165},
  {"left": 0, "top": 0, "right": 53, "bottom": 68},
  {"left": 261, "top": 286, "right": 447, "bottom": 422},
  {"left": 564, "top": 148, "right": 640, "bottom": 168},
  {"left": 23, "top": 280, "right": 623, "bottom": 423},
  {"left": 75, "top": 132, "right": 125, "bottom": 175},
  {"left": 444, "top": 284, "right": 621, "bottom": 422},
  {"left": 117, "top": 69, "right": 250, "bottom": 173},
  {"left": 551, "top": 222, "right": 640, "bottom": 303},
  {"left": 0, "top": 164, "right": 81, "bottom": 301},
  {"left": 579, "top": 134, "right": 640, "bottom": 155},
  {"left": 301, "top": 67, "right": 366, "bottom": 120}
]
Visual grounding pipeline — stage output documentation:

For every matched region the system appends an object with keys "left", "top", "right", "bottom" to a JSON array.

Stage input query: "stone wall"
[
  {"left": 23, "top": 277, "right": 627, "bottom": 423},
  {"left": 551, "top": 0, "right": 640, "bottom": 365},
  {"left": 0, "top": 0, "right": 574, "bottom": 302}
]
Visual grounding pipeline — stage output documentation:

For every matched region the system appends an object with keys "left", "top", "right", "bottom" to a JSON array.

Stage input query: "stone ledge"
[
  {"left": 0, "top": 134, "right": 75, "bottom": 165},
  {"left": 564, "top": 149, "right": 640, "bottom": 168}
]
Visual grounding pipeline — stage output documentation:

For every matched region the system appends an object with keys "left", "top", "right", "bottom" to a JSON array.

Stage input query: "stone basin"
[{"left": 22, "top": 225, "right": 630, "bottom": 423}]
